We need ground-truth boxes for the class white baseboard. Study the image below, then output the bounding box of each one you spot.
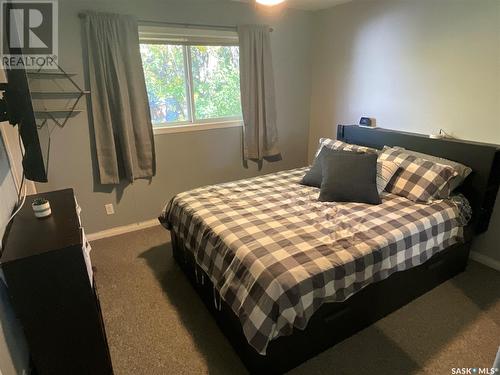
[87,223,500,272]
[87,219,160,242]
[470,251,500,272]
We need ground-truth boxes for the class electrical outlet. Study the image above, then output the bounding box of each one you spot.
[105,204,115,215]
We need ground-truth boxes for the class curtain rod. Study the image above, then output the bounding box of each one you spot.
[78,13,273,32]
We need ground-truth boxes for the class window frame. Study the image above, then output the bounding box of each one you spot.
[139,26,243,135]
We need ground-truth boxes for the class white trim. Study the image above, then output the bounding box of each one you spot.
[0,125,37,194]
[84,221,500,272]
[138,25,239,45]
[184,44,195,122]
[470,251,500,272]
[0,125,21,189]
[87,219,160,242]
[153,120,243,135]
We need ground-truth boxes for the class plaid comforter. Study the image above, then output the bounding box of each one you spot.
[160,168,467,355]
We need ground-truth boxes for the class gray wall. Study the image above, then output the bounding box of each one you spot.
[36,0,313,234]
[308,0,500,262]
[0,129,29,375]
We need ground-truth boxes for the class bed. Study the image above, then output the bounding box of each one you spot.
[160,125,500,374]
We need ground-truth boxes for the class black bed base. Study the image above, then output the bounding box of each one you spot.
[171,232,472,374]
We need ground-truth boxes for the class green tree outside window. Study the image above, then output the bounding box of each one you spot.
[140,43,242,126]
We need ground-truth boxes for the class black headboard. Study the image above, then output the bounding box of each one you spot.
[337,125,500,235]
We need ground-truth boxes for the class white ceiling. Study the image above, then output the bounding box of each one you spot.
[285,0,352,11]
[231,0,352,11]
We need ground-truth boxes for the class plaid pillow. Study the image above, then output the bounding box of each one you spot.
[390,146,472,198]
[315,138,378,157]
[379,147,457,202]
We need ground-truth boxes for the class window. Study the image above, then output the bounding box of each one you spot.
[139,26,242,132]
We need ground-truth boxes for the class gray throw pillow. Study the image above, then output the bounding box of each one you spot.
[301,148,358,188]
[319,152,381,205]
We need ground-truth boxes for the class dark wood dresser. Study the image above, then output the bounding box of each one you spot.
[0,188,113,374]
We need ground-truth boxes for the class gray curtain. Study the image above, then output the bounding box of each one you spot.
[238,25,281,164]
[83,12,155,184]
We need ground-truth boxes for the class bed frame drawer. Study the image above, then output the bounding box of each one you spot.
[171,231,471,374]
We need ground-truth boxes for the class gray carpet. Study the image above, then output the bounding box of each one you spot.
[91,225,500,375]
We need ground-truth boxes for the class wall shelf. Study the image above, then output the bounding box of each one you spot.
[27,71,78,79]
[28,63,90,130]
[34,109,84,119]
[31,91,90,99]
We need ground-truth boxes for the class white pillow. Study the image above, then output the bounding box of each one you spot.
[376,159,399,194]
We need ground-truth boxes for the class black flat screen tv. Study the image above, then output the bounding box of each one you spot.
[1,61,48,183]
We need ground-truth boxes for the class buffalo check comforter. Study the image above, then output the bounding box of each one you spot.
[159,167,469,355]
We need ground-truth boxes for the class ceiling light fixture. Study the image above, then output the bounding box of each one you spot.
[256,0,286,6]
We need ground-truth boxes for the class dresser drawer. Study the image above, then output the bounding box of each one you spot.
[80,227,93,286]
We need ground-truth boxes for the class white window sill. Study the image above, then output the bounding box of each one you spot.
[153,120,243,135]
